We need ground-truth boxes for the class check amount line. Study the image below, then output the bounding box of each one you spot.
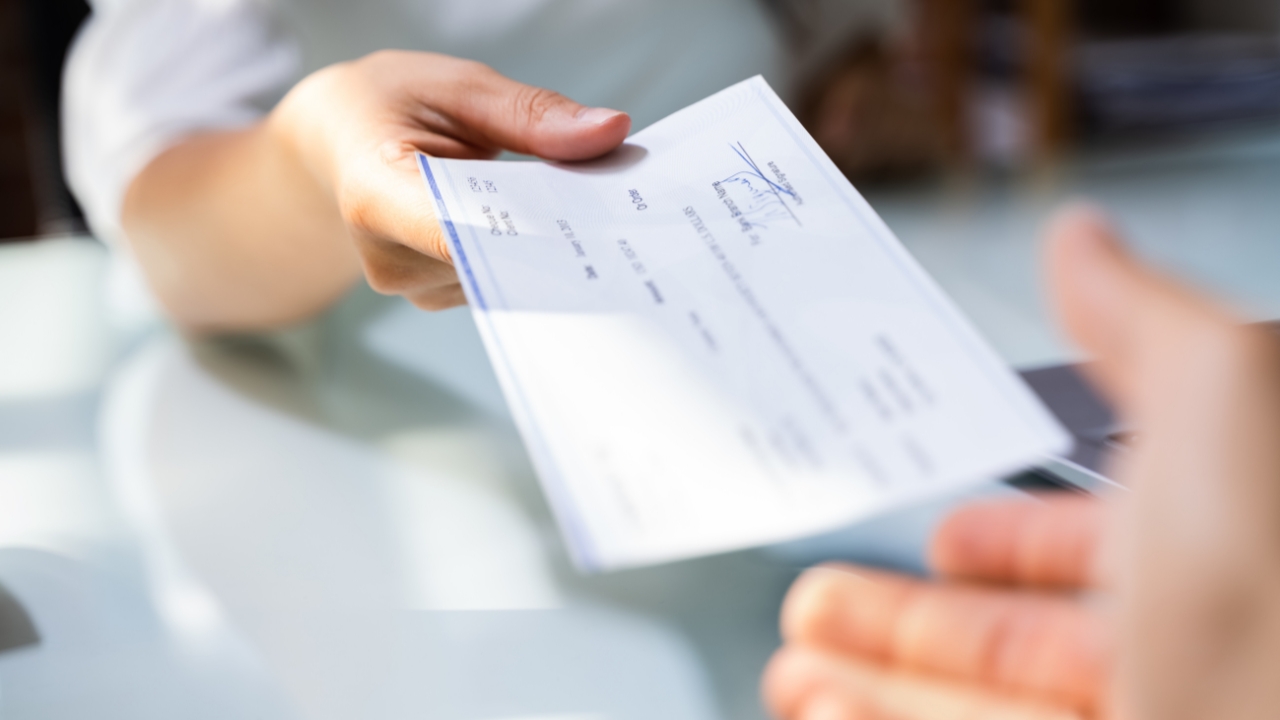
[729,141,802,228]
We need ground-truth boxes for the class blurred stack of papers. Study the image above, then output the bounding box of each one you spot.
[1076,34,1280,134]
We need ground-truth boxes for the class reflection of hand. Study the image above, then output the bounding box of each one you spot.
[766,205,1280,720]
[124,52,629,329]
[764,494,1112,720]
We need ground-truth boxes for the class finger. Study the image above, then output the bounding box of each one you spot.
[425,56,631,160]
[347,145,463,302]
[355,234,458,293]
[1042,204,1132,401]
[407,282,467,311]
[793,691,863,720]
[764,645,1087,720]
[338,135,458,264]
[929,495,1105,588]
[780,565,1109,711]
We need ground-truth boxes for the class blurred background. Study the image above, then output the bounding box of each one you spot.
[0,0,87,240]
[6,0,1280,240]
[3,1,1280,719]
[798,0,1280,179]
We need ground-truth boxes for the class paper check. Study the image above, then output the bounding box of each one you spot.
[418,77,1069,571]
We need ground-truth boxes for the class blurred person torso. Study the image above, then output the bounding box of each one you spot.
[278,0,781,129]
[64,0,895,316]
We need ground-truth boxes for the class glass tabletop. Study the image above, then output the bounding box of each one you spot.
[5,121,1280,718]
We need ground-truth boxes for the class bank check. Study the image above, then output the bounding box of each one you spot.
[418,76,1069,571]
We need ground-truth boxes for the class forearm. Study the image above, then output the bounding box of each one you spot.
[121,122,361,332]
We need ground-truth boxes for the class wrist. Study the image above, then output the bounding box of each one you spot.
[265,64,349,200]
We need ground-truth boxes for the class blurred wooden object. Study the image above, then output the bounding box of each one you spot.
[1022,0,1073,162]
[795,42,947,181]
[918,0,978,165]
[800,0,985,177]
[0,0,39,241]
[920,0,1075,168]
[774,0,1079,179]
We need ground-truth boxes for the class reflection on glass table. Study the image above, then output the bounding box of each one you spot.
[5,121,1280,719]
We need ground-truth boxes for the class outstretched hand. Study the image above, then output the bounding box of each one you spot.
[765,206,1280,720]
[124,51,630,330]
[270,51,631,310]
[765,494,1112,720]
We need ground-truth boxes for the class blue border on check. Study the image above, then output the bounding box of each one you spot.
[415,152,603,571]
[417,153,488,311]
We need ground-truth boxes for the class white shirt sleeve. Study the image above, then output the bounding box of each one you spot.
[63,0,300,248]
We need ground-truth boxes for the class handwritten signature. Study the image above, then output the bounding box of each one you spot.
[712,142,801,232]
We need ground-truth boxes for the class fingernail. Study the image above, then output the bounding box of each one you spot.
[802,692,856,720]
[575,106,626,126]
[781,567,856,640]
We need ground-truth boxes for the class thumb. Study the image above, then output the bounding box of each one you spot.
[444,64,631,161]
[1043,204,1237,413]
[1044,204,1142,404]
